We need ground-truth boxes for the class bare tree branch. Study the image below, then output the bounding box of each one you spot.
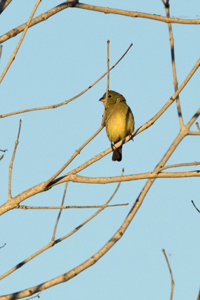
[160,161,200,171]
[162,249,174,300]
[186,108,200,129]
[162,0,184,128]
[51,182,68,241]
[17,203,129,210]
[191,200,200,213]
[0,243,6,249]
[0,0,12,14]
[48,170,200,187]
[0,0,42,83]
[8,120,22,200]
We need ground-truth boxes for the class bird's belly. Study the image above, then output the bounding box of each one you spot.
[106,113,127,143]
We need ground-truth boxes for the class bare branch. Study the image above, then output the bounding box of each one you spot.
[0,149,7,161]
[51,182,68,241]
[49,170,200,187]
[162,249,174,300]
[17,203,128,210]
[162,0,184,127]
[8,120,22,200]
[101,40,110,126]
[188,131,200,136]
[76,3,200,24]
[187,108,200,130]
[0,243,6,249]
[0,0,42,83]
[0,44,132,119]
[26,292,42,300]
[191,200,200,213]
[160,161,200,171]
[45,124,104,189]
[0,0,12,14]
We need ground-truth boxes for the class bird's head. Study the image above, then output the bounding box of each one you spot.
[99,90,126,107]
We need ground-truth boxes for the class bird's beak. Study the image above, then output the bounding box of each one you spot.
[99,97,105,102]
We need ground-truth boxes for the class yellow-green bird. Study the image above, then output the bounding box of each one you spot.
[100,90,134,161]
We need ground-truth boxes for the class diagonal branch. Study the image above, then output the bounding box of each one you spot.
[8,120,22,200]
[51,182,68,241]
[191,200,200,213]
[0,0,12,14]
[0,0,42,83]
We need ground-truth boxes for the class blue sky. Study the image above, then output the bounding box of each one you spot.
[0,1,200,299]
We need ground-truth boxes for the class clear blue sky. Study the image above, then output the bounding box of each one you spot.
[1,1,200,299]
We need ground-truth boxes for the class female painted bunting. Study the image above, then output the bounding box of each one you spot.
[100,90,134,161]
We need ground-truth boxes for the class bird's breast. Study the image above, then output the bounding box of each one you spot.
[106,110,128,143]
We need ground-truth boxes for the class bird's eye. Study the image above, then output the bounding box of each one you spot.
[108,95,112,98]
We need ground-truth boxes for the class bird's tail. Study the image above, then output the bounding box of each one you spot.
[112,145,122,162]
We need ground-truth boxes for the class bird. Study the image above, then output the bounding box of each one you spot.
[99,90,134,161]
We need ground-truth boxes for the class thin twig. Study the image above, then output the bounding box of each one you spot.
[26,292,42,300]
[0,170,124,281]
[186,108,200,129]
[105,40,110,119]
[162,249,174,300]
[0,0,42,83]
[196,122,200,131]
[0,243,6,249]
[8,120,22,200]
[162,0,184,128]
[17,203,128,210]
[51,182,68,241]
[0,44,132,118]
[191,200,200,213]
[45,124,104,188]
[101,39,110,126]
[160,161,200,171]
